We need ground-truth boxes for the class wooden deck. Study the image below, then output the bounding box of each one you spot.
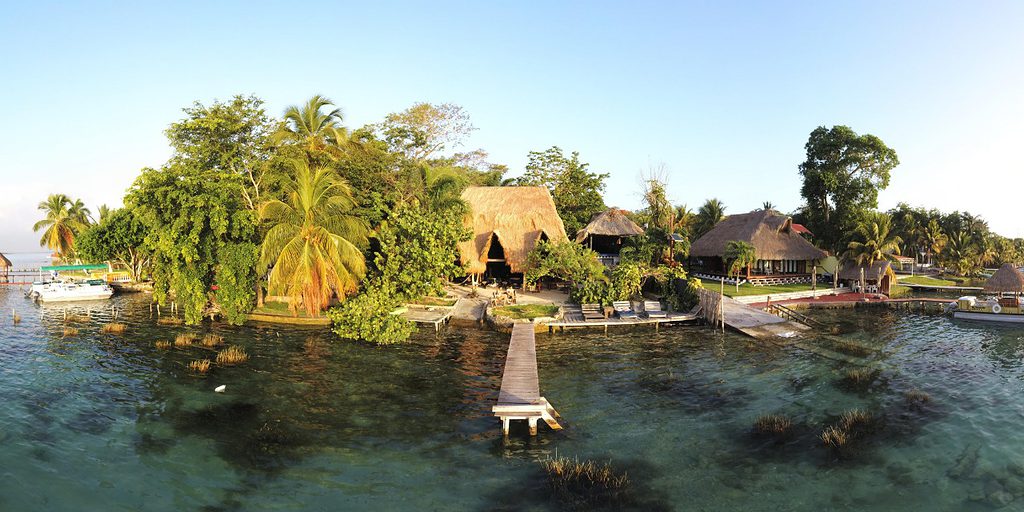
[702,290,811,339]
[492,323,562,436]
[547,309,699,331]
[399,304,454,332]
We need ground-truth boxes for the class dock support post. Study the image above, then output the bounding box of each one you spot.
[528,417,538,436]
[502,418,510,437]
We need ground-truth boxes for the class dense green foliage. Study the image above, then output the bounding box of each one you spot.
[75,208,150,281]
[843,213,903,267]
[798,125,899,253]
[517,147,608,238]
[693,198,726,241]
[326,286,414,345]
[525,241,609,303]
[127,96,269,325]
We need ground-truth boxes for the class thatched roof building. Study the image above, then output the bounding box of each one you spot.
[575,208,644,258]
[985,263,1024,293]
[691,210,826,261]
[458,186,569,276]
[838,260,897,294]
[0,252,10,268]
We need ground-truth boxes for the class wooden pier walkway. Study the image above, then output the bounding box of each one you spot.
[492,323,562,436]
[399,304,454,332]
[699,289,811,339]
[546,309,699,331]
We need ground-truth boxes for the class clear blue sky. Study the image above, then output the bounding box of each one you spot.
[2,1,1023,252]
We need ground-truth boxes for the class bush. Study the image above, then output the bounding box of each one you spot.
[327,286,414,345]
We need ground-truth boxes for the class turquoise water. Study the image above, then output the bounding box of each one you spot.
[3,287,1024,511]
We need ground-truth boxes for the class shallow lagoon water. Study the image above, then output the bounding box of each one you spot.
[3,287,1024,511]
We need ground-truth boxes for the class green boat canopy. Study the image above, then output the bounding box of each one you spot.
[40,264,109,271]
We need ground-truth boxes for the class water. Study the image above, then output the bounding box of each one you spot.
[2,288,1024,511]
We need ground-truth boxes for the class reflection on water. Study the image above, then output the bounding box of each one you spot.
[3,288,1024,510]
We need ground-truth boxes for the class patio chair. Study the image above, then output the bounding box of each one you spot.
[612,301,637,320]
[581,303,605,321]
[643,300,668,319]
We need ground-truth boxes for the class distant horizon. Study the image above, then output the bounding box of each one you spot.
[3,1,1023,250]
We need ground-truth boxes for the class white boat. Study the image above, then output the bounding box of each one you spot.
[28,280,114,302]
[951,295,1024,324]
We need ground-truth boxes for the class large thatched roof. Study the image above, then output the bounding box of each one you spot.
[838,260,893,281]
[0,252,11,268]
[458,186,569,274]
[575,208,644,242]
[985,263,1024,293]
[690,210,827,261]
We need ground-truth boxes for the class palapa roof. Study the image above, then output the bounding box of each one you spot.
[574,208,644,242]
[458,186,569,274]
[838,260,893,281]
[984,263,1024,293]
[790,223,812,236]
[0,252,10,268]
[689,210,827,261]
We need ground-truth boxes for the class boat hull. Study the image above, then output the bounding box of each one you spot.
[37,293,114,303]
[953,311,1024,323]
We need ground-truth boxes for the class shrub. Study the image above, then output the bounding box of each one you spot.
[101,323,127,334]
[541,455,630,506]
[327,286,414,345]
[821,426,848,448]
[216,346,248,365]
[188,359,211,373]
[174,333,196,346]
[753,414,793,437]
[200,334,224,347]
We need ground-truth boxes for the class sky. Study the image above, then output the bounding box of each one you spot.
[2,1,1023,252]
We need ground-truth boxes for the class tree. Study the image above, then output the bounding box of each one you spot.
[943,230,978,276]
[920,219,946,266]
[843,213,903,268]
[166,95,274,210]
[33,193,91,260]
[762,201,775,211]
[798,125,899,253]
[378,102,476,162]
[524,241,609,304]
[724,240,756,292]
[517,147,608,238]
[127,97,269,324]
[693,198,726,240]
[75,208,150,282]
[273,94,348,155]
[97,204,112,223]
[259,159,368,317]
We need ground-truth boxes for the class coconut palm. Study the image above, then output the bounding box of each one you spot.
[422,168,469,214]
[33,194,92,260]
[919,219,946,266]
[843,213,903,268]
[944,230,978,276]
[273,95,348,153]
[762,201,775,211]
[724,240,757,292]
[259,159,369,316]
[694,198,726,239]
[96,204,113,223]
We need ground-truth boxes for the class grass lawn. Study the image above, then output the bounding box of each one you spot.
[411,296,458,307]
[900,275,957,286]
[720,282,819,297]
[492,304,560,319]
[253,301,321,318]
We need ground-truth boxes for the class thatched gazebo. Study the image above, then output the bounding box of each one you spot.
[458,186,569,282]
[575,208,644,265]
[689,209,827,284]
[985,263,1024,294]
[839,260,897,295]
[0,252,10,283]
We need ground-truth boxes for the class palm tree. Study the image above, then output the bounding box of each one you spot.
[843,214,904,267]
[944,230,978,276]
[259,159,369,316]
[33,194,92,260]
[422,168,469,214]
[762,201,775,211]
[694,198,726,239]
[274,95,348,153]
[97,204,113,223]
[674,204,695,235]
[724,240,757,292]
[919,219,946,266]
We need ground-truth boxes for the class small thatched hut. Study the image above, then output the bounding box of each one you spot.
[0,252,10,283]
[689,209,827,284]
[984,263,1024,293]
[575,208,644,264]
[838,260,897,294]
[458,186,569,280]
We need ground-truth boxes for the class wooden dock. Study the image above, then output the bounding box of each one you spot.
[399,304,455,332]
[699,289,811,339]
[901,283,983,292]
[492,323,562,436]
[546,308,699,331]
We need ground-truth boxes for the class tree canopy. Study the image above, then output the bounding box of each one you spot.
[799,125,899,253]
[517,146,608,238]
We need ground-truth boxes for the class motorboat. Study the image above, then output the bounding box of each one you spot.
[28,279,114,302]
[951,295,1024,324]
